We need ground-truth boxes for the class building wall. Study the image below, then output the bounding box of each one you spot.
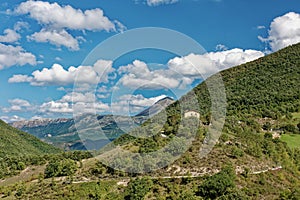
[184,111,200,119]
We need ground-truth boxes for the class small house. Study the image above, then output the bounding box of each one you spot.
[184,110,200,119]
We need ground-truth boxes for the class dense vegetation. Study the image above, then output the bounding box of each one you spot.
[0,119,63,178]
[0,43,300,199]
[101,43,300,198]
[0,120,61,158]
[106,43,300,171]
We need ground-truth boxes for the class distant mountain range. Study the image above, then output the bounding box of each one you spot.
[11,97,174,150]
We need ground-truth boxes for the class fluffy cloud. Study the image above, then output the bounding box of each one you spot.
[111,94,167,115]
[0,43,37,70]
[2,98,31,113]
[61,92,95,103]
[15,1,116,32]
[260,12,300,51]
[215,44,228,51]
[146,0,178,6]
[0,115,25,123]
[40,101,72,114]
[0,22,28,43]
[208,48,264,70]
[42,93,165,115]
[9,60,115,86]
[118,48,264,89]
[0,29,21,43]
[168,48,264,78]
[40,92,109,114]
[28,29,79,51]
[168,54,217,77]
[118,60,180,89]
[14,1,125,50]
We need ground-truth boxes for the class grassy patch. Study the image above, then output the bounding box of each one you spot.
[292,112,300,119]
[281,134,300,149]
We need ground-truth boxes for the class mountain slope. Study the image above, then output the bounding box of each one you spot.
[136,97,174,117]
[105,43,300,180]
[194,43,300,119]
[0,120,61,157]
[12,118,75,139]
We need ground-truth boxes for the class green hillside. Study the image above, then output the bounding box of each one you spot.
[97,43,300,198]
[112,43,300,155]
[0,44,299,199]
[0,120,61,157]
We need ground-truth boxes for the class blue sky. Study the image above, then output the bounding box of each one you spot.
[0,0,299,122]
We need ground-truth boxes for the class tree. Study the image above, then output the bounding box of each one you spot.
[125,177,153,200]
[282,124,297,133]
[198,165,236,199]
[45,159,77,178]
[44,160,61,178]
[262,122,272,131]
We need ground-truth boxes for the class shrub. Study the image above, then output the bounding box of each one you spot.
[45,158,77,178]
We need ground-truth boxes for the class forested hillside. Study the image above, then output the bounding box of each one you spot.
[0,44,299,199]
[0,120,61,157]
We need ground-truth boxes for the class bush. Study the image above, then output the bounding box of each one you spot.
[282,124,297,133]
[198,165,236,199]
[125,177,153,200]
[45,158,77,178]
[231,146,244,158]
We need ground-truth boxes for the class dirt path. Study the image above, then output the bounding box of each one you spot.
[0,163,283,188]
[0,165,45,187]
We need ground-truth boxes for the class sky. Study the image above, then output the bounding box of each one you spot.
[0,0,299,122]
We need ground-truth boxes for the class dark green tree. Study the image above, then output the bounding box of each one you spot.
[125,177,153,200]
[198,165,236,199]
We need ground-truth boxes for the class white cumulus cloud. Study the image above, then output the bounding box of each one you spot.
[118,60,180,89]
[147,0,178,6]
[111,94,167,115]
[1,115,25,123]
[2,98,32,113]
[168,48,264,79]
[28,29,79,51]
[15,1,116,32]
[9,60,115,86]
[40,92,109,114]
[40,101,73,114]
[259,12,300,51]
[14,1,125,51]
[118,48,264,90]
[0,29,21,43]
[0,43,36,70]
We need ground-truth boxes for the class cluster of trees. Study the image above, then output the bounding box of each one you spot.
[44,158,77,178]
[0,151,92,179]
[0,155,47,179]
[124,177,153,200]
[197,166,246,199]
[43,151,92,178]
